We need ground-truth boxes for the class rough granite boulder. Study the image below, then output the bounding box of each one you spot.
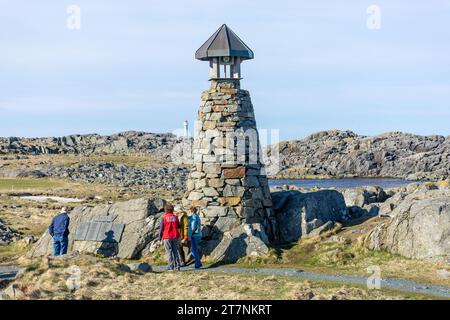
[271,190,348,244]
[342,186,388,207]
[28,198,165,259]
[379,184,446,217]
[378,191,409,217]
[202,223,269,263]
[365,189,450,262]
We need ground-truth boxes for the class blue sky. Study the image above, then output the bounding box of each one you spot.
[0,0,449,141]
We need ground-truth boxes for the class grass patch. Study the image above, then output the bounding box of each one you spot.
[0,178,64,191]
[232,222,450,290]
[0,242,30,264]
[0,177,170,202]
[276,238,399,272]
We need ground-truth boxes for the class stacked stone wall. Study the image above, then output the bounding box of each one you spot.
[183,80,275,242]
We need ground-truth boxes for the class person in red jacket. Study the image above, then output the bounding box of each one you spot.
[158,203,182,271]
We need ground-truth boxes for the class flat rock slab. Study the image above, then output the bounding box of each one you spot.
[93,215,118,223]
[74,222,125,242]
[0,266,24,282]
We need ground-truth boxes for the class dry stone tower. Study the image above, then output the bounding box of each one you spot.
[183,25,277,251]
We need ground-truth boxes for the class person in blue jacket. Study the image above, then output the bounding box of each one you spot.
[48,207,70,256]
[188,206,203,269]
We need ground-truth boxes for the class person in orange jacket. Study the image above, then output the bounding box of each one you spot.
[175,206,190,267]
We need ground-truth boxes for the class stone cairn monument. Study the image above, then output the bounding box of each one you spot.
[183,25,277,259]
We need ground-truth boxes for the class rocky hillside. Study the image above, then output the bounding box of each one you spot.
[2,130,450,181]
[0,162,188,192]
[271,130,450,181]
[0,131,184,158]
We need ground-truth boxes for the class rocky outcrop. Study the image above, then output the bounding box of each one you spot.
[0,163,188,192]
[365,188,450,262]
[203,223,270,263]
[202,188,350,261]
[0,219,20,245]
[270,130,450,181]
[0,131,184,158]
[342,186,388,207]
[28,198,166,259]
[3,129,449,182]
[377,183,445,217]
[46,163,187,191]
[27,199,270,264]
[271,190,348,244]
[342,186,387,219]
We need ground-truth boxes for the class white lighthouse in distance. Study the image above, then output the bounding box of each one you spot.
[183,120,189,137]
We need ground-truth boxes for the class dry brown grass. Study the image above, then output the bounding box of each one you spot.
[5,255,429,300]
[0,177,176,201]
[0,154,183,201]
[1,155,448,299]
[0,194,61,237]
[0,242,31,264]
[0,176,176,241]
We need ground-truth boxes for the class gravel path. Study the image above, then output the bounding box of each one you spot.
[153,265,450,299]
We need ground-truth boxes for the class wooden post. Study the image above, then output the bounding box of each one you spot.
[210,58,220,79]
[232,57,241,79]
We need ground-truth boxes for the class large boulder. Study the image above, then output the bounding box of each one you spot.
[203,223,270,263]
[342,186,388,207]
[28,198,165,259]
[271,190,348,244]
[378,191,409,217]
[365,189,450,262]
[379,184,445,218]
